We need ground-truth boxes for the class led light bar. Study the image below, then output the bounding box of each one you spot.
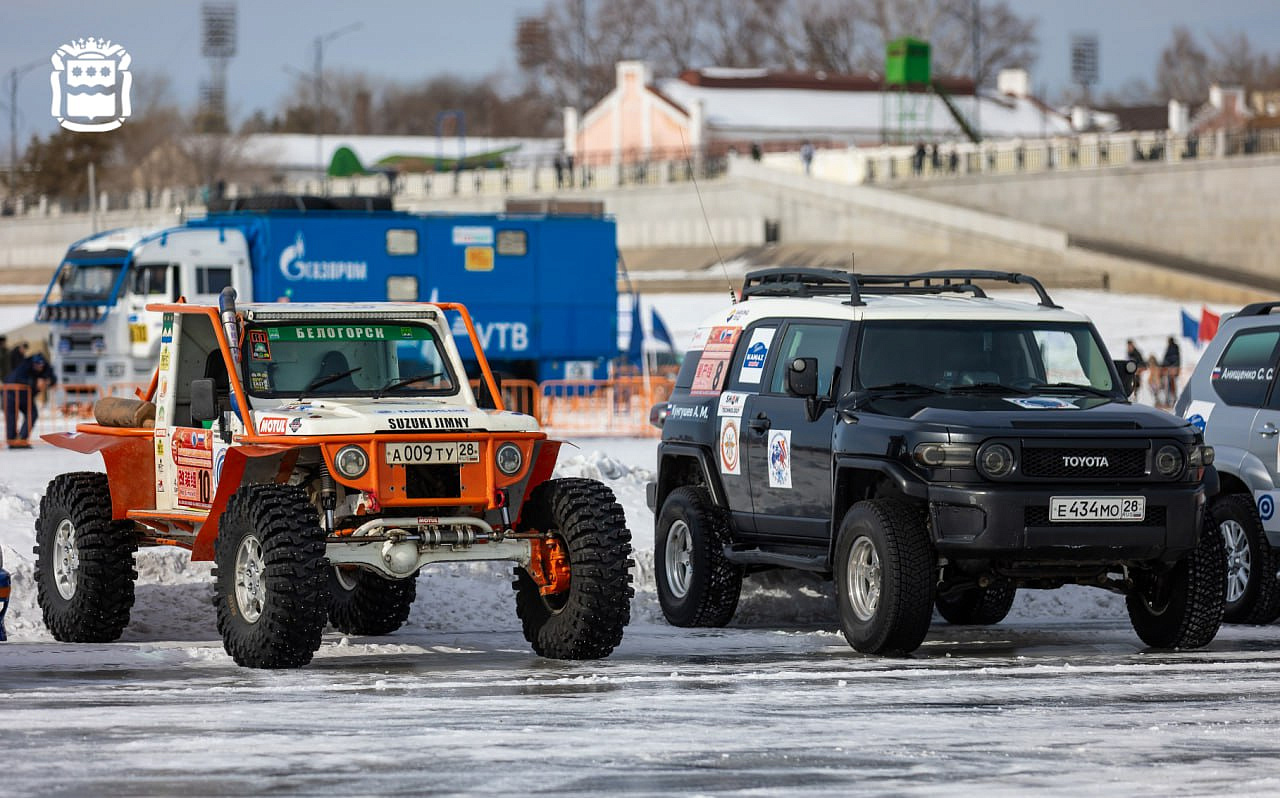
[244,308,438,322]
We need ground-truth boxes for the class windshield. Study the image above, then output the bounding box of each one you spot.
[51,260,124,302]
[856,320,1116,394]
[242,321,458,399]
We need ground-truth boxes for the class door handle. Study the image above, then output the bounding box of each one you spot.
[748,413,771,434]
[1259,422,1279,438]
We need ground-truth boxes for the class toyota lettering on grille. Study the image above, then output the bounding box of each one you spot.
[1062,455,1109,468]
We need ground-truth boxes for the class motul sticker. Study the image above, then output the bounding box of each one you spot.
[767,429,791,489]
[719,417,741,475]
[258,417,287,434]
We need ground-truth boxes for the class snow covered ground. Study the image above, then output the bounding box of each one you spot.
[3,289,1276,795]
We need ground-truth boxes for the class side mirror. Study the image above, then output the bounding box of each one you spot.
[1113,359,1138,397]
[649,401,671,429]
[476,374,504,410]
[191,378,218,422]
[786,357,819,398]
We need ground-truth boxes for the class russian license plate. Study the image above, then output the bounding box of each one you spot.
[1049,496,1146,522]
[385,441,480,465]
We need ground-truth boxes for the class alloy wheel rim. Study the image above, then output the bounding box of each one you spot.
[846,536,882,622]
[1220,519,1252,605]
[234,535,267,624]
[53,518,80,601]
[664,520,693,599]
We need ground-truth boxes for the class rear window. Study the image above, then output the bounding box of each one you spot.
[1211,329,1280,407]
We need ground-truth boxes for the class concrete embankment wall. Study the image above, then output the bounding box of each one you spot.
[1,157,1273,307]
[900,155,1280,283]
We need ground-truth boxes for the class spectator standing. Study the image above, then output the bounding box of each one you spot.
[4,352,56,448]
[0,336,8,376]
[1160,336,1182,407]
[1125,340,1145,399]
[912,141,926,175]
[554,151,565,189]
[9,341,27,373]
[800,140,814,175]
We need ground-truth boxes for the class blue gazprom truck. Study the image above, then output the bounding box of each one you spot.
[36,197,619,387]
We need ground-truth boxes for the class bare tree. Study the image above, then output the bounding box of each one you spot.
[1157,27,1212,103]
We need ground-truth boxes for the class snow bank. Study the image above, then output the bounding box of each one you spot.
[0,444,1125,645]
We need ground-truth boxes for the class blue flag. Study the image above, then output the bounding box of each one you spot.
[626,294,644,366]
[1180,309,1200,343]
[651,307,674,349]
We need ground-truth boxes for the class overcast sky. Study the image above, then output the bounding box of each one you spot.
[4,0,1280,151]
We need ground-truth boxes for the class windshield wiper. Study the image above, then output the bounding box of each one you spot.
[1029,382,1113,398]
[373,372,443,400]
[947,382,1031,395]
[864,382,945,396]
[298,367,362,402]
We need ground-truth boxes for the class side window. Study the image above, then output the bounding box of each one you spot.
[1214,328,1280,408]
[386,275,418,301]
[766,322,845,395]
[196,266,232,295]
[726,323,779,392]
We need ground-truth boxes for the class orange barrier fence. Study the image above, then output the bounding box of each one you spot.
[0,383,35,447]
[539,377,673,438]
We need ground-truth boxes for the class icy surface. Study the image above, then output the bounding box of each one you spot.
[0,289,1269,795]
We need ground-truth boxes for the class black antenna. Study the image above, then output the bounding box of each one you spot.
[679,129,736,304]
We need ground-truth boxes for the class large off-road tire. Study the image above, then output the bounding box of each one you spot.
[1127,519,1226,649]
[834,498,935,655]
[34,472,137,642]
[1211,494,1280,624]
[655,486,744,627]
[214,484,330,668]
[327,567,417,636]
[935,580,1017,625]
[513,478,633,659]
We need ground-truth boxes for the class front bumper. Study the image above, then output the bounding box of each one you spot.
[927,482,1207,564]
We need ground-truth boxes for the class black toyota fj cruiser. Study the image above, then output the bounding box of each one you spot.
[647,268,1224,655]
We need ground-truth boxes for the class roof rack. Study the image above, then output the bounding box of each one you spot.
[741,268,1061,309]
[1237,302,1280,317]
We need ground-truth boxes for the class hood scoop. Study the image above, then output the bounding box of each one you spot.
[1010,420,1142,430]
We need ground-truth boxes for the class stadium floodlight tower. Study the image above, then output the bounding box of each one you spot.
[200,1,237,132]
[881,37,934,146]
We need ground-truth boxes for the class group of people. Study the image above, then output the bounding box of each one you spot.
[1126,337,1182,409]
[0,335,56,448]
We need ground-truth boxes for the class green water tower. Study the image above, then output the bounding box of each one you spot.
[882,37,934,144]
[885,37,931,86]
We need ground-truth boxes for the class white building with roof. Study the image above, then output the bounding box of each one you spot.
[566,61,1072,166]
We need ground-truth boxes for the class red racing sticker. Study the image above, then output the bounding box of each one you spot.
[258,416,288,435]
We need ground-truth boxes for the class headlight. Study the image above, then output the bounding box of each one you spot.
[977,443,1016,478]
[335,445,369,479]
[1154,444,1184,477]
[913,442,976,468]
[1189,444,1215,467]
[496,442,523,476]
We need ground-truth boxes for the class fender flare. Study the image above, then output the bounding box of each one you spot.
[655,442,728,510]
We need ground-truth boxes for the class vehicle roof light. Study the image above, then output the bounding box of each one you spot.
[244,309,438,322]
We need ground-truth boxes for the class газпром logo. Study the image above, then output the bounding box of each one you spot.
[50,37,132,132]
